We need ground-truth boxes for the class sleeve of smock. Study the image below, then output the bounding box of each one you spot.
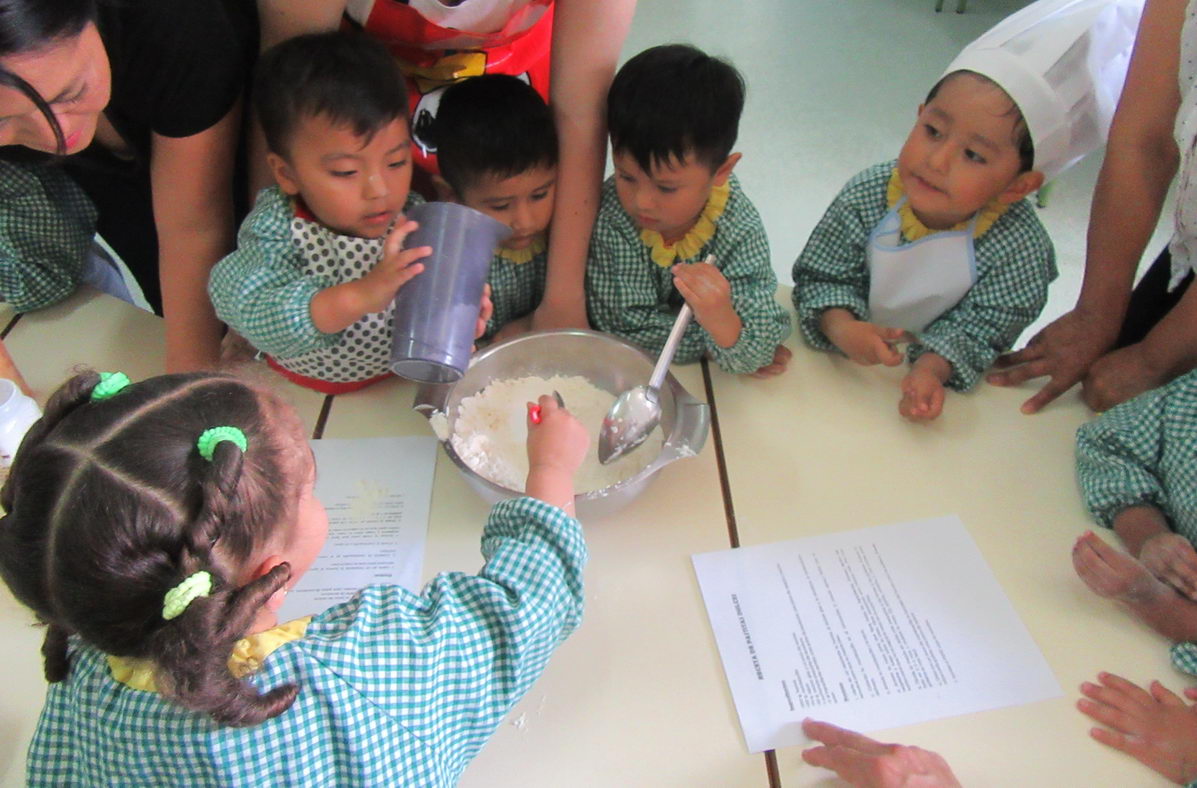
[586,192,710,364]
[0,162,95,312]
[791,183,873,352]
[208,188,340,358]
[702,209,791,374]
[303,496,586,772]
[1075,385,1171,529]
[907,209,1056,391]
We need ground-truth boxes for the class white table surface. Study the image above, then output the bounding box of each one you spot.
[704,290,1177,786]
[0,289,765,787]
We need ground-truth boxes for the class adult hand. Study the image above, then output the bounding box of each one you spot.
[1081,342,1167,412]
[987,308,1118,414]
[801,719,961,788]
[1078,672,1197,785]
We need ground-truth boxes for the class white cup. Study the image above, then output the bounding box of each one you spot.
[0,379,40,466]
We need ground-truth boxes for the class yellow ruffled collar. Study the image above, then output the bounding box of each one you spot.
[495,233,546,264]
[639,180,730,267]
[107,616,312,693]
[886,168,1008,241]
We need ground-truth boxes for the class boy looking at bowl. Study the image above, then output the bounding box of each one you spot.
[585,44,792,378]
[209,32,489,393]
[433,74,557,342]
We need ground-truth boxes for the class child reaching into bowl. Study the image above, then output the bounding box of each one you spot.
[0,369,588,785]
[585,44,792,378]
[792,66,1056,422]
[209,32,489,394]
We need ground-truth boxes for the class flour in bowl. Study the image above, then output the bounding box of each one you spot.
[449,374,664,493]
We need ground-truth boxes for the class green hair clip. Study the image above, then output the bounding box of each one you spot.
[162,570,212,620]
[90,372,131,401]
[196,426,248,461]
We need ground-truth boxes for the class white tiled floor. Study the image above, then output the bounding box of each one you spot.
[618,0,1175,345]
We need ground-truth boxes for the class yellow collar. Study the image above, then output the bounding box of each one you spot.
[639,180,730,267]
[107,616,312,693]
[886,168,1008,241]
[495,233,546,264]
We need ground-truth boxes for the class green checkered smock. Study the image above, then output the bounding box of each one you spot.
[26,497,586,787]
[0,160,97,312]
[792,161,1056,391]
[586,174,791,375]
[484,248,546,340]
[1075,369,1197,536]
[1084,370,1197,689]
[208,187,424,377]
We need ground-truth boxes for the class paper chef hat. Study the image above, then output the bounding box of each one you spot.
[943,0,1144,182]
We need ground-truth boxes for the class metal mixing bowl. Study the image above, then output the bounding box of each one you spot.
[412,329,709,518]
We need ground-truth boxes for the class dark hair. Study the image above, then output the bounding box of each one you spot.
[0,371,309,726]
[926,70,1035,173]
[607,44,745,174]
[434,74,558,195]
[255,30,410,157]
[0,0,97,155]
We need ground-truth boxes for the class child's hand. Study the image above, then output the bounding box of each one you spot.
[472,285,494,349]
[1078,672,1197,785]
[1139,532,1197,601]
[800,719,962,788]
[525,394,589,512]
[821,310,904,366]
[672,261,741,348]
[355,218,431,313]
[750,344,792,379]
[899,367,945,422]
[313,218,433,333]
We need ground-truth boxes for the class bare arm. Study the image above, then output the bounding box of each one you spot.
[532,0,637,330]
[988,0,1185,412]
[150,103,241,373]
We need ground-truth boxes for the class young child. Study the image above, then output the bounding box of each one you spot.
[0,369,588,785]
[434,74,557,341]
[1073,368,1197,658]
[793,69,1055,422]
[209,32,487,394]
[585,44,792,377]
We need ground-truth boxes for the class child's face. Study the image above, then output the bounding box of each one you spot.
[612,151,737,242]
[268,113,414,239]
[897,75,1035,230]
[457,165,557,250]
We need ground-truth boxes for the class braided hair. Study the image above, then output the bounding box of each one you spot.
[0,371,309,726]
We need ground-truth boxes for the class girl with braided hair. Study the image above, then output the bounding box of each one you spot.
[0,370,590,785]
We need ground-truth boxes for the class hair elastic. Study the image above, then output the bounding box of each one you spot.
[162,570,213,620]
[90,372,132,401]
[196,426,248,461]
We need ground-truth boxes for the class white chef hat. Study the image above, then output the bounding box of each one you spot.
[943,0,1144,182]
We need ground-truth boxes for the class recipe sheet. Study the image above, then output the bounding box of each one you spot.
[692,515,1060,752]
[277,436,436,622]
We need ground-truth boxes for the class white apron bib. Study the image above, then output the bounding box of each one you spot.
[867,197,978,333]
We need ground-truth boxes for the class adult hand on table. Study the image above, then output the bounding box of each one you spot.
[1078,672,1197,785]
[801,719,961,788]
[987,307,1119,414]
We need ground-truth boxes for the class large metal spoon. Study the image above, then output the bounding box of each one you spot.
[598,303,693,464]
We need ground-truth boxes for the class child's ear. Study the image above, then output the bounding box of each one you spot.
[712,152,743,186]
[998,169,1045,205]
[431,174,458,203]
[267,152,301,196]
